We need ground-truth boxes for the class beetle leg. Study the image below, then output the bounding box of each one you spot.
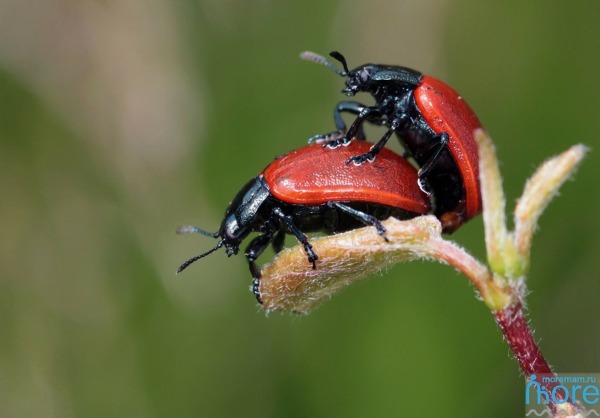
[307,128,346,144]
[346,116,403,166]
[333,101,381,140]
[416,132,450,195]
[307,102,351,144]
[245,229,276,303]
[272,207,318,269]
[309,101,382,145]
[327,202,389,242]
[323,106,379,149]
[271,230,286,254]
[339,104,383,142]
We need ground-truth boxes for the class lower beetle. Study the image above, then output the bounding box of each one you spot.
[177,141,430,302]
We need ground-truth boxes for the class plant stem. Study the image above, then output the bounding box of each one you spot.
[493,302,579,416]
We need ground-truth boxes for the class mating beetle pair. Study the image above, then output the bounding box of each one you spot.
[177,51,484,302]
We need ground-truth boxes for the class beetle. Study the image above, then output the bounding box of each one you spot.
[177,141,430,303]
[300,51,483,232]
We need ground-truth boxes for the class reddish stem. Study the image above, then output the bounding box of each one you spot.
[494,303,567,414]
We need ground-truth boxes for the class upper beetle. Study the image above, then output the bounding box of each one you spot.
[177,141,430,302]
[301,51,483,232]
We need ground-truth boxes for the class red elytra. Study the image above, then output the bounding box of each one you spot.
[263,141,430,215]
[414,76,482,221]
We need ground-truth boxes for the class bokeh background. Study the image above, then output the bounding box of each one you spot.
[1,0,598,417]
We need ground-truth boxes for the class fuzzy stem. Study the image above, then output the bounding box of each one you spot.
[493,303,579,416]
[425,237,511,311]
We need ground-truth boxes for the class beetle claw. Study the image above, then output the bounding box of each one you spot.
[375,224,389,241]
[309,129,345,144]
[346,152,376,166]
[252,277,263,304]
[417,176,432,196]
[323,136,351,149]
[308,253,318,269]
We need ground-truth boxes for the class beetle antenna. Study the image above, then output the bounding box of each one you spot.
[300,51,348,76]
[329,51,351,75]
[176,225,219,238]
[177,240,224,273]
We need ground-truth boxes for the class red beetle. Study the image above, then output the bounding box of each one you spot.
[177,141,430,302]
[302,51,483,232]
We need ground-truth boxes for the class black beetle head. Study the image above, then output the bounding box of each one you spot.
[219,209,245,257]
[300,50,377,96]
[341,64,378,96]
[328,51,374,96]
[175,213,244,274]
[176,177,270,273]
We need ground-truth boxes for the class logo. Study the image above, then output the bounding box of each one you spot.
[525,373,599,417]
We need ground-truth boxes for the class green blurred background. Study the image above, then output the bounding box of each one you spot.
[0,0,598,417]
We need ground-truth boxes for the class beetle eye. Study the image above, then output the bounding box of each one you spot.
[359,68,371,82]
[225,223,240,241]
